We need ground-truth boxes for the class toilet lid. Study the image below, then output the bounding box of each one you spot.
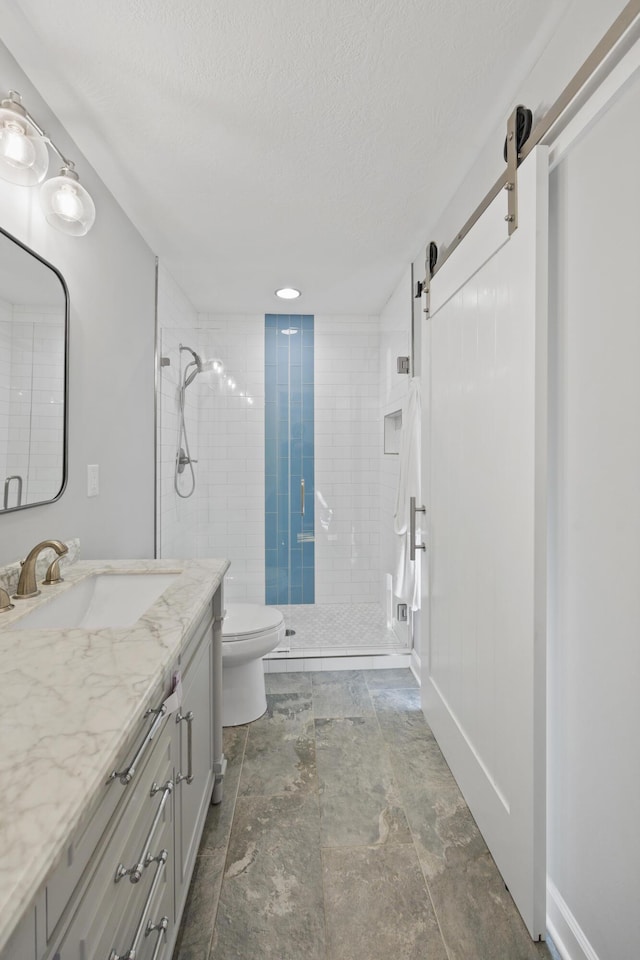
[222,603,284,640]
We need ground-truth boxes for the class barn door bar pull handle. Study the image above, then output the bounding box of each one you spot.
[410,496,426,561]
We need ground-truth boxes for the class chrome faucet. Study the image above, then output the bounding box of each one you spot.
[13,540,69,599]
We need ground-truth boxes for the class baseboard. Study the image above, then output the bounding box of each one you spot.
[410,647,421,685]
[547,879,600,960]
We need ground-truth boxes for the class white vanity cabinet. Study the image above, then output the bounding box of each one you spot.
[173,613,215,924]
[54,709,175,960]
[0,574,226,960]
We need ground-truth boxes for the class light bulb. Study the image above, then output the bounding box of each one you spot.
[51,182,84,222]
[40,167,96,236]
[0,120,35,168]
[0,97,49,185]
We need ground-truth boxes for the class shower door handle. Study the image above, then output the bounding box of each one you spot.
[410,496,426,561]
[300,479,305,516]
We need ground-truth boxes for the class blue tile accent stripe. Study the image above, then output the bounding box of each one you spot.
[265,315,314,605]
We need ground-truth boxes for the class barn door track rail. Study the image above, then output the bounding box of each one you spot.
[420,0,640,297]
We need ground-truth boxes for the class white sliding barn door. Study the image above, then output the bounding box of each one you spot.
[420,147,548,939]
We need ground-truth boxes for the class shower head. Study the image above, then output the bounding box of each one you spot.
[179,344,223,387]
[197,357,219,373]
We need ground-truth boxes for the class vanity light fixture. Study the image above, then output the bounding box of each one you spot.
[0,91,95,236]
[275,287,301,299]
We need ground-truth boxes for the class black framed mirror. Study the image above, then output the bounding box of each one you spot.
[0,226,68,513]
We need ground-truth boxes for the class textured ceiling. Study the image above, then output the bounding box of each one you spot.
[0,0,568,313]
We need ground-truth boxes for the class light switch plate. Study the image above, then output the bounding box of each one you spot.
[87,464,99,497]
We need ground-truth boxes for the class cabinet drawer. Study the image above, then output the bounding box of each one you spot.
[46,680,171,942]
[52,723,174,960]
[98,847,173,960]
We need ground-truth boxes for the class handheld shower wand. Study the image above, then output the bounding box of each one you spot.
[174,344,223,498]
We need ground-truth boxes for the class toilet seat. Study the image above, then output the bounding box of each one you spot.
[222,603,284,641]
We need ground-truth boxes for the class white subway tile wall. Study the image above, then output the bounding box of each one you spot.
[1,299,65,509]
[156,265,200,557]
[314,315,382,605]
[24,310,65,504]
[193,314,265,604]
[0,303,11,485]
[379,273,413,647]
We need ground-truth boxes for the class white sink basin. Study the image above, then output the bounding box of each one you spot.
[12,572,180,630]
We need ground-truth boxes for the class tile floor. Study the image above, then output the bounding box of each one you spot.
[173,670,559,960]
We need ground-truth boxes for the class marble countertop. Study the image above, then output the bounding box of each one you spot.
[0,556,229,955]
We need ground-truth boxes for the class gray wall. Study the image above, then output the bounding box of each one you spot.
[546,71,640,958]
[0,41,156,565]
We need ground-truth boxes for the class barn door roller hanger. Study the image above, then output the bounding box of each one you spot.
[504,105,533,235]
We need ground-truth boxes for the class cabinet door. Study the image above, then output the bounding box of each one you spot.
[174,630,214,919]
[0,905,36,960]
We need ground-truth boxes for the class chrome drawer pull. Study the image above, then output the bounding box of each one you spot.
[108,704,168,786]
[109,850,168,960]
[115,780,173,883]
[175,710,194,785]
[146,916,168,960]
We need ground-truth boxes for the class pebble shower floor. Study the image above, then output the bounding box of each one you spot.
[265,602,409,661]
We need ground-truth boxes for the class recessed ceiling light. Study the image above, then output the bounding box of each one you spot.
[275,287,301,299]
[280,328,298,335]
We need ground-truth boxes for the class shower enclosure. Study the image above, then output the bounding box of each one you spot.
[156,309,411,663]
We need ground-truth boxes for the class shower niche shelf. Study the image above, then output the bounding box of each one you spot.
[384,409,402,455]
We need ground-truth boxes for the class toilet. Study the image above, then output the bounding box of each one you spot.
[221,603,285,726]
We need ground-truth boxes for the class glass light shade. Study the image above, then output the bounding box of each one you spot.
[40,171,96,236]
[0,107,49,185]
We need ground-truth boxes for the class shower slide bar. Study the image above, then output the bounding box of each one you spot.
[3,475,23,509]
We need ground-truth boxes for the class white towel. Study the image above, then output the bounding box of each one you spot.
[393,377,421,610]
